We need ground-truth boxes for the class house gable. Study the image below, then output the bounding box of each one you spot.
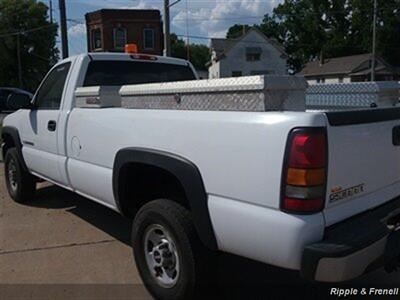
[208,29,287,78]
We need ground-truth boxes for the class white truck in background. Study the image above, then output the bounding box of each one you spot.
[3,52,400,300]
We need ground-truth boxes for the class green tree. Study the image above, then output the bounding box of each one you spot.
[0,0,58,92]
[226,24,252,39]
[267,0,333,72]
[228,0,400,72]
[171,34,210,70]
[171,33,186,59]
[348,0,400,68]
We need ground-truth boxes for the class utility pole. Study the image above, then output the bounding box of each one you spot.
[59,0,69,58]
[163,0,181,56]
[49,0,53,23]
[185,0,189,60]
[16,33,23,88]
[163,0,170,56]
[371,0,377,81]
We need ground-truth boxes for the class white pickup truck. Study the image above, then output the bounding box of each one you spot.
[3,53,400,299]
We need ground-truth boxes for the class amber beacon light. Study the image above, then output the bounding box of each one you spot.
[125,43,138,54]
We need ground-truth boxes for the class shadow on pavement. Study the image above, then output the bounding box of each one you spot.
[31,185,132,245]
[22,184,379,299]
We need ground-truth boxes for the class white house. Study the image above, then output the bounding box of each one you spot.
[207,28,287,79]
[298,53,400,84]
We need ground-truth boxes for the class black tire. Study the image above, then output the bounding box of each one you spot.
[4,148,36,203]
[132,199,216,300]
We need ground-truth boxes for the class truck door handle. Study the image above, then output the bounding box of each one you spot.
[47,120,57,131]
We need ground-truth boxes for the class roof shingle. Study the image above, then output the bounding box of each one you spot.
[298,53,373,76]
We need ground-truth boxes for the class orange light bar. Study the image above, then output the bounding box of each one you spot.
[286,168,325,186]
[125,43,138,53]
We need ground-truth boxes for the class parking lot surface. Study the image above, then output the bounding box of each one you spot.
[1,162,400,299]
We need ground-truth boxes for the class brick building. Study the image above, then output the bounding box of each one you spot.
[85,9,163,55]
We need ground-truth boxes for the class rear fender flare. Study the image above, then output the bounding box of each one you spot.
[112,147,218,250]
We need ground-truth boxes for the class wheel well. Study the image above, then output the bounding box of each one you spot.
[118,162,189,218]
[2,133,15,158]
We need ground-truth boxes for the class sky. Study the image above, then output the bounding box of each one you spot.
[42,0,281,56]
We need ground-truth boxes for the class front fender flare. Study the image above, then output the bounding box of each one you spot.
[1,126,29,172]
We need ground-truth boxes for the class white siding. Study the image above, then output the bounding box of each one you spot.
[307,79,318,85]
[208,30,287,78]
[208,61,221,79]
[343,76,351,83]
[307,76,352,85]
[325,77,340,84]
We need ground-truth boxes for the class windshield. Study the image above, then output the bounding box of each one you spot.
[83,60,196,87]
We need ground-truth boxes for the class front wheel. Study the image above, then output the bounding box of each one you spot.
[132,199,216,300]
[4,148,36,203]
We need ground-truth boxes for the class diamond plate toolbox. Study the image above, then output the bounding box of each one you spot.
[119,75,307,112]
[75,86,121,108]
[305,81,400,111]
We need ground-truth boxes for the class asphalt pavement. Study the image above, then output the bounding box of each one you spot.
[1,162,400,300]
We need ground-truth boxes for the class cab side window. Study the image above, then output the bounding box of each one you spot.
[35,63,71,109]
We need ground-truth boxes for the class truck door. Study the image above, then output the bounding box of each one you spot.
[19,62,71,184]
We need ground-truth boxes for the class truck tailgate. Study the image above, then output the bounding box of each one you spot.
[324,108,400,226]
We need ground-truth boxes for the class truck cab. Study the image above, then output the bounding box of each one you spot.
[4,53,197,188]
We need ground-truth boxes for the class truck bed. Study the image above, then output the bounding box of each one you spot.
[74,77,400,230]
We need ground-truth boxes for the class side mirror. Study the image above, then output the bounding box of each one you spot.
[7,93,33,110]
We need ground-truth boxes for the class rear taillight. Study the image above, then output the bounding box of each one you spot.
[281,128,327,214]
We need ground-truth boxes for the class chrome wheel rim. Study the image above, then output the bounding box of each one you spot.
[7,158,18,192]
[143,224,180,288]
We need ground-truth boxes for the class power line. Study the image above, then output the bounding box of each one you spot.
[172,7,398,22]
[0,24,57,38]
[67,18,84,24]
[175,33,400,49]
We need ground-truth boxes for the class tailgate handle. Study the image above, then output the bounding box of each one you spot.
[392,126,400,146]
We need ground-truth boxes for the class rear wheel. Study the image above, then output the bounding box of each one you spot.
[4,148,36,203]
[132,199,216,300]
